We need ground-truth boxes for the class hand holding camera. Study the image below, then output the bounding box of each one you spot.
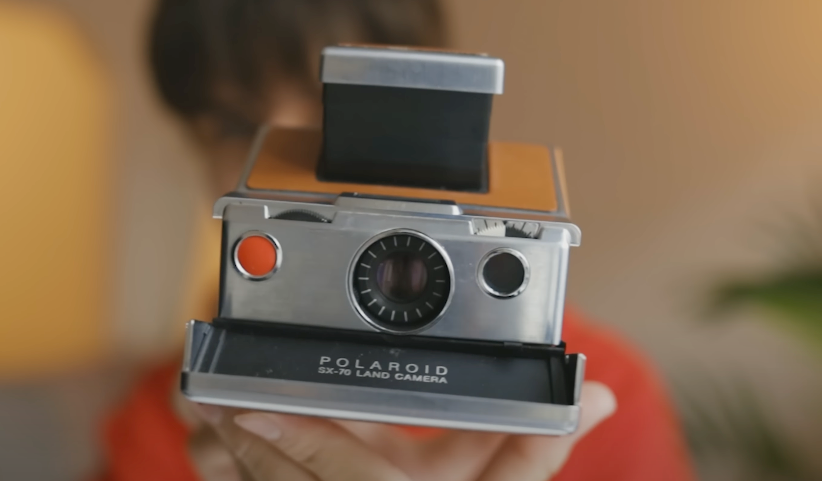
[181,381,614,481]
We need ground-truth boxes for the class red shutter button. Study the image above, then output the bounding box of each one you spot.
[234,233,280,279]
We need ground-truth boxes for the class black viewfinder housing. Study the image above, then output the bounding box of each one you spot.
[316,46,503,193]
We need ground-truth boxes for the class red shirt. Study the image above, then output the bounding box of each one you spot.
[94,307,696,481]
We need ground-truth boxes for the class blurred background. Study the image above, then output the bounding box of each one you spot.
[1,0,821,480]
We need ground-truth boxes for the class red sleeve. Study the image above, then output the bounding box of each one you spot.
[553,307,697,481]
[93,358,199,481]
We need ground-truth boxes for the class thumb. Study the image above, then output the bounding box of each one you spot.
[476,381,617,481]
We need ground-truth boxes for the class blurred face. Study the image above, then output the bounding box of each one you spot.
[190,81,322,196]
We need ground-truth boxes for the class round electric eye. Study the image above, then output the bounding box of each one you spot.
[478,248,529,298]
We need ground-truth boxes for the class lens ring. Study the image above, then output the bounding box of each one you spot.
[350,230,453,334]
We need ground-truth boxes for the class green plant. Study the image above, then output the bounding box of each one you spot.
[681,201,822,480]
[707,270,822,352]
[706,195,822,354]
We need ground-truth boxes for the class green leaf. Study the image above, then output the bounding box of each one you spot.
[707,271,822,352]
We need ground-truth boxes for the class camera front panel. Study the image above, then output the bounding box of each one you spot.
[218,201,572,346]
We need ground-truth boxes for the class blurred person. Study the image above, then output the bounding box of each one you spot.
[94,1,697,480]
[1,3,119,480]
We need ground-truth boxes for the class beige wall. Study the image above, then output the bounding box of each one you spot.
[0,2,114,379]
[443,0,822,470]
[9,0,822,478]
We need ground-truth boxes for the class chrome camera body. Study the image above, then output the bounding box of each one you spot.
[181,45,586,435]
[217,194,579,344]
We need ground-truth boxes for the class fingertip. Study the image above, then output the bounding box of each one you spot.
[582,381,617,418]
[191,402,223,425]
[234,413,283,441]
[575,382,617,436]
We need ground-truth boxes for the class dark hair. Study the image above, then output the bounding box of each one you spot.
[148,0,447,132]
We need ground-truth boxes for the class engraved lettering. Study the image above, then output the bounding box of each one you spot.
[393,373,448,384]
[318,357,448,384]
[357,370,390,379]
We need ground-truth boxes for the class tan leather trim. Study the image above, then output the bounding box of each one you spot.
[246,128,559,213]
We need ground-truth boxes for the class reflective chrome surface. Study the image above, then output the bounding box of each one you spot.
[217,197,577,345]
[573,353,587,405]
[320,45,505,94]
[182,373,581,436]
[181,321,584,435]
[335,194,463,216]
[184,373,579,435]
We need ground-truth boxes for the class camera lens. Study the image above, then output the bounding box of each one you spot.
[376,252,428,303]
[352,231,451,333]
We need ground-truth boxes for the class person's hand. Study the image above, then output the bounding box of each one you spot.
[181,381,615,481]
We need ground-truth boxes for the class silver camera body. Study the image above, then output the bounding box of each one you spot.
[218,194,579,345]
[181,45,586,435]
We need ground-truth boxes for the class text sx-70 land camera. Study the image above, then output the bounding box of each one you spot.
[180,45,586,435]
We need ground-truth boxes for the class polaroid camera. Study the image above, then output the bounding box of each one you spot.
[181,45,585,435]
